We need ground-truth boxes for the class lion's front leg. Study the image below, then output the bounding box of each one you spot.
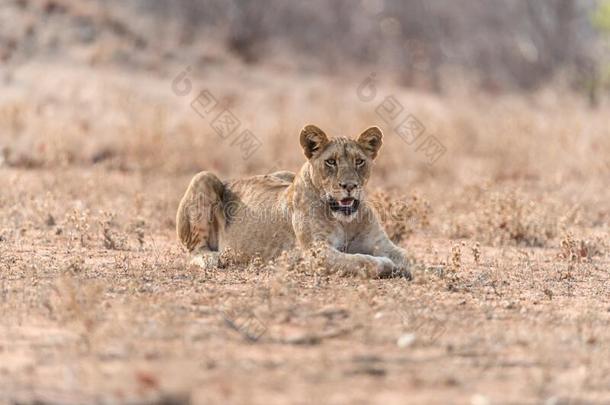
[378,243,412,279]
[355,222,412,279]
[292,207,407,278]
[293,225,390,279]
[321,247,397,279]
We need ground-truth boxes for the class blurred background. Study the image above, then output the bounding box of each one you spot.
[2,0,610,93]
[0,0,609,203]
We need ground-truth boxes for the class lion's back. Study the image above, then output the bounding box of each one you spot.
[218,171,296,259]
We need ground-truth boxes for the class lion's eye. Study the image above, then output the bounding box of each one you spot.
[325,159,336,167]
[355,158,365,167]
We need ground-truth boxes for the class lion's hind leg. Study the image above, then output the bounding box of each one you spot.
[176,171,225,268]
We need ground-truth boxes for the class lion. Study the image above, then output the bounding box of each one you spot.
[176,125,411,279]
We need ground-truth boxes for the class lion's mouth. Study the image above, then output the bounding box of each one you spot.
[329,197,360,215]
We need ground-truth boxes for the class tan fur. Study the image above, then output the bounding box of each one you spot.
[176,125,411,278]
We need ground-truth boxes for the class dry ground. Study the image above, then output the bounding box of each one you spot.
[1,62,609,404]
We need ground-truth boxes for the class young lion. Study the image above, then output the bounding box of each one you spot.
[176,125,411,279]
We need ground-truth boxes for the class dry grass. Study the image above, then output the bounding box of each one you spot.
[0,58,609,404]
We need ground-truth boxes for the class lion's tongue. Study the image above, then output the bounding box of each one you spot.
[339,198,355,207]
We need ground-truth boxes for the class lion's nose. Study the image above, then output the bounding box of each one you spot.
[339,182,357,192]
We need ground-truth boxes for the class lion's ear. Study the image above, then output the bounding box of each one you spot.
[357,127,383,159]
[300,125,329,159]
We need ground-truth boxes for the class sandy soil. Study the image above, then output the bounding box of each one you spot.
[1,165,608,405]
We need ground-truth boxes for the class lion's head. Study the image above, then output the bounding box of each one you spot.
[300,124,383,221]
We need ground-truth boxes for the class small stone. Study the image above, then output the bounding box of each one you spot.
[545,396,559,405]
[396,333,416,348]
[470,394,490,405]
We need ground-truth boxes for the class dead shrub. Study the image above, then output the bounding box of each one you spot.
[66,208,92,248]
[558,232,605,263]
[99,211,127,250]
[449,189,558,247]
[369,190,431,244]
